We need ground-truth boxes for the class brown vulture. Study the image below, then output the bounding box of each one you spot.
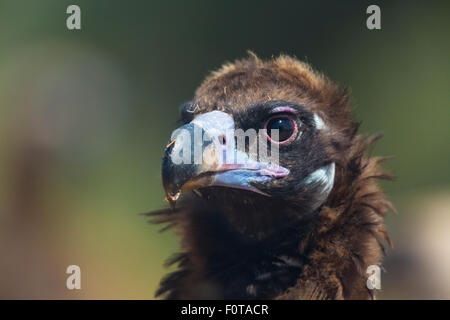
[149,54,393,300]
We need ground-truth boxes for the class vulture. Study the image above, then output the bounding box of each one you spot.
[149,54,393,300]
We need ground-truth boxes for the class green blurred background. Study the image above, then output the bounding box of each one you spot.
[0,0,449,299]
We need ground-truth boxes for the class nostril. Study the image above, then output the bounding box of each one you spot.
[218,134,226,145]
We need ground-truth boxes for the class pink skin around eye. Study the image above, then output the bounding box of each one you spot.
[263,114,299,145]
[270,106,297,114]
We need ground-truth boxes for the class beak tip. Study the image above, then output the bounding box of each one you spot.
[165,190,181,210]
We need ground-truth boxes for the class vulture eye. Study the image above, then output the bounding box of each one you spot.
[264,114,299,145]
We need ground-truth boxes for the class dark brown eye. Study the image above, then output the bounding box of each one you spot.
[264,115,298,145]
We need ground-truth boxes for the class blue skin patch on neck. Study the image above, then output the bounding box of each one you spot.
[304,162,335,209]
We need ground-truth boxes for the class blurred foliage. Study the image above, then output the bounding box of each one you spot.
[0,0,449,298]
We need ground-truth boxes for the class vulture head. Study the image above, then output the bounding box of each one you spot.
[150,54,393,300]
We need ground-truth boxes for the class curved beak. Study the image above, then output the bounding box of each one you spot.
[161,111,289,207]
